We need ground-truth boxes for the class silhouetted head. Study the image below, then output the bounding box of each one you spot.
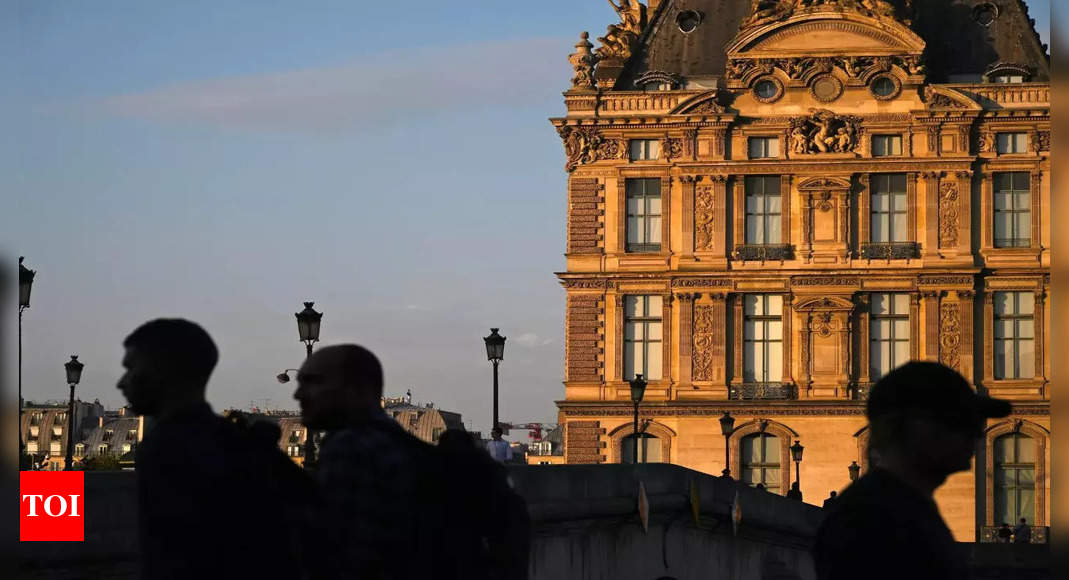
[438,429,477,452]
[491,426,503,440]
[829,491,837,498]
[1020,518,1027,524]
[867,361,1010,480]
[119,319,218,417]
[295,344,383,430]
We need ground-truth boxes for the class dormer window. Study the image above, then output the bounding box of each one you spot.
[634,71,682,92]
[984,63,1032,84]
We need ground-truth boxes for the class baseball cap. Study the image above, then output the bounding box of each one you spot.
[866,361,1011,434]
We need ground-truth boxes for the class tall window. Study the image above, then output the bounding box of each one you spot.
[872,135,903,157]
[624,295,663,380]
[996,133,1029,154]
[748,137,779,159]
[870,294,910,380]
[992,74,1025,84]
[994,433,1036,525]
[49,441,61,455]
[626,178,662,252]
[621,433,662,463]
[629,139,660,161]
[994,172,1031,248]
[994,292,1035,379]
[744,176,782,244]
[741,433,781,492]
[870,174,908,242]
[743,295,783,383]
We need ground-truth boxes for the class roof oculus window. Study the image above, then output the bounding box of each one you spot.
[676,10,702,34]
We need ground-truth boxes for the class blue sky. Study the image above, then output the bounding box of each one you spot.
[3,1,1051,435]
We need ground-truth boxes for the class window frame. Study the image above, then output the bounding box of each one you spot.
[628,139,661,162]
[741,432,782,492]
[993,291,1035,380]
[623,295,664,381]
[743,176,783,245]
[871,134,904,157]
[869,173,909,243]
[747,136,780,159]
[869,293,911,380]
[996,133,1029,154]
[743,294,783,383]
[993,172,1032,248]
[624,178,663,253]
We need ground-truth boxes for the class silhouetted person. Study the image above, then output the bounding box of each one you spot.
[295,344,448,579]
[823,491,838,508]
[487,426,513,463]
[438,429,531,580]
[755,483,766,491]
[812,361,1011,580]
[997,523,1013,543]
[119,319,320,580]
[1013,518,1032,544]
[786,481,803,501]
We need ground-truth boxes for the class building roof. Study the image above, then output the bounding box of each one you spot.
[609,0,1047,89]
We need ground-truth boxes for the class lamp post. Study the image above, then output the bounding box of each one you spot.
[19,257,36,459]
[848,460,861,482]
[294,302,322,467]
[790,439,805,491]
[483,328,506,430]
[629,374,647,464]
[63,356,83,471]
[719,411,735,478]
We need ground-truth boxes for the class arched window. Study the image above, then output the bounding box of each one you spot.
[741,433,781,492]
[621,433,662,464]
[994,433,1036,525]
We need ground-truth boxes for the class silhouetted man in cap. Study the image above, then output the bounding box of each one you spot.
[812,361,1011,580]
[295,344,450,579]
[119,319,319,579]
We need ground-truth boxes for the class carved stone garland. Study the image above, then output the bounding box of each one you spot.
[692,305,715,381]
[939,302,961,371]
[558,126,624,172]
[695,184,715,251]
[939,180,960,248]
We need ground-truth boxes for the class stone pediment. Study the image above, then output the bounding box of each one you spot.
[797,176,852,192]
[670,90,727,115]
[921,85,981,111]
[793,295,855,311]
[728,12,925,59]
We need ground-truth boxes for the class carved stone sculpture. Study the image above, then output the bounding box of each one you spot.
[569,32,598,90]
[788,109,862,154]
[596,1,647,61]
[938,181,960,248]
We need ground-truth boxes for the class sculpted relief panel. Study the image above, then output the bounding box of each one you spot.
[788,110,862,154]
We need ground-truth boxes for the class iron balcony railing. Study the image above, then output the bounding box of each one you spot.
[734,244,793,261]
[729,383,798,401]
[979,525,1048,544]
[859,241,920,259]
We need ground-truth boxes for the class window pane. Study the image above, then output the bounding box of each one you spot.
[1014,214,1031,244]
[1019,487,1035,523]
[994,319,1013,339]
[630,140,642,160]
[1012,172,1030,191]
[646,343,663,380]
[744,295,759,315]
[871,294,889,315]
[1015,133,1028,152]
[763,435,779,463]
[643,436,662,462]
[625,322,641,340]
[648,295,662,312]
[997,134,1011,153]
[892,213,907,242]
[873,137,887,156]
[1017,436,1037,463]
[767,295,783,315]
[994,488,1012,525]
[995,435,1015,463]
[746,216,762,244]
[648,215,662,243]
[766,218,781,243]
[626,296,642,317]
[872,215,888,242]
[647,322,662,340]
[1018,320,1034,340]
[767,342,783,381]
[994,173,1012,191]
[741,436,757,462]
[893,340,910,367]
[626,342,642,376]
[994,293,1013,315]
[764,468,781,486]
[647,197,662,215]
[627,217,642,244]
[1018,340,1035,377]
[994,342,1008,378]
[768,139,780,157]
[1018,293,1035,315]
[749,138,763,158]
[767,320,783,340]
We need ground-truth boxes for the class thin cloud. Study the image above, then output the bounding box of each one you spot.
[514,332,553,348]
[85,37,569,134]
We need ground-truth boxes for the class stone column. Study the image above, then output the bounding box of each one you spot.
[910,292,921,359]
[857,174,871,246]
[733,295,744,385]
[614,294,625,382]
[923,290,941,361]
[800,313,812,391]
[661,177,672,253]
[955,171,973,255]
[983,292,995,384]
[662,293,673,387]
[781,175,793,248]
[1034,290,1045,381]
[681,176,698,257]
[959,290,975,383]
[858,294,871,385]
[782,293,793,383]
[676,293,695,388]
[710,293,728,393]
[911,172,926,255]
[1031,170,1042,250]
[981,173,994,251]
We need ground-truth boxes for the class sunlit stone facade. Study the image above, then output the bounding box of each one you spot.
[551,0,1049,541]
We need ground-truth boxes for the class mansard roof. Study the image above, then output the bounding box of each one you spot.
[613,0,1048,89]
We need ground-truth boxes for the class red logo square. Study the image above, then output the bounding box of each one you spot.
[20,471,84,542]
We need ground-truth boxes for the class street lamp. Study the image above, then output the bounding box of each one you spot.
[790,439,805,491]
[19,257,36,458]
[719,411,735,478]
[295,302,322,358]
[483,328,506,429]
[629,374,647,464]
[294,302,322,468]
[63,356,83,471]
[848,460,861,482]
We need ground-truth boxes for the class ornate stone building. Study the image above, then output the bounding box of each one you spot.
[552,0,1049,542]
